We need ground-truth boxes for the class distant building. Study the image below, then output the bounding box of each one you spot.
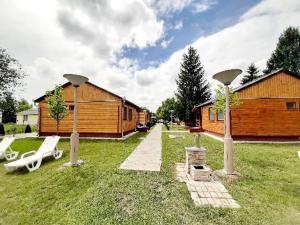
[16,108,38,126]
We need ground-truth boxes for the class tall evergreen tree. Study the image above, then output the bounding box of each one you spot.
[240,63,260,85]
[264,26,300,74]
[0,92,17,123]
[176,46,211,122]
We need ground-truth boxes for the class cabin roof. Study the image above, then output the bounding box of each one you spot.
[34,81,141,110]
[193,69,300,111]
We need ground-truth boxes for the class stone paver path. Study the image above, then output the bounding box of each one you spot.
[176,163,240,208]
[120,124,161,171]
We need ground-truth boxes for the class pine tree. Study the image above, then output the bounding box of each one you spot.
[176,46,211,123]
[240,63,260,85]
[264,26,300,74]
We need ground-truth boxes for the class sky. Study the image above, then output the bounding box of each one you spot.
[0,0,300,111]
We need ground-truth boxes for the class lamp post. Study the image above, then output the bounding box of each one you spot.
[170,110,174,128]
[212,69,242,175]
[63,74,88,167]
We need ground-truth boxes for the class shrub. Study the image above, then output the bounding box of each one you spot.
[0,124,5,136]
[24,124,32,133]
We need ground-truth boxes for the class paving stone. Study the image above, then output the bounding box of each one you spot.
[175,161,240,209]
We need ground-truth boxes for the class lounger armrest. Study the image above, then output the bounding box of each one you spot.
[21,151,37,159]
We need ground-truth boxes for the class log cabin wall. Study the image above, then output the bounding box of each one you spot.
[122,104,138,133]
[38,82,139,137]
[197,71,300,138]
[201,105,224,135]
[138,112,147,125]
[231,98,300,137]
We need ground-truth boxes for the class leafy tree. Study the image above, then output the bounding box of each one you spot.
[240,63,260,85]
[46,85,68,135]
[0,48,25,99]
[264,26,300,74]
[176,46,211,123]
[156,97,178,121]
[212,85,240,113]
[0,92,17,123]
[17,98,32,112]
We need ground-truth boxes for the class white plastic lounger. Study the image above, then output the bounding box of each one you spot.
[4,136,63,172]
[0,137,19,161]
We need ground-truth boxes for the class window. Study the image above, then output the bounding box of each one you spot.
[217,111,224,121]
[123,107,127,120]
[208,107,215,121]
[129,108,132,121]
[286,102,297,109]
[23,115,28,122]
[68,105,75,112]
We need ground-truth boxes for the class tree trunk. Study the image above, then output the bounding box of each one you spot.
[56,120,59,135]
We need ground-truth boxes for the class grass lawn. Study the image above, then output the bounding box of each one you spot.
[162,123,188,131]
[0,131,299,224]
[4,123,38,135]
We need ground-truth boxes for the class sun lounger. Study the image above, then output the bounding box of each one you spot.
[4,136,63,172]
[0,137,18,161]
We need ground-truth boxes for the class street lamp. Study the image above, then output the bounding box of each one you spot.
[212,69,242,175]
[63,74,88,167]
[169,110,174,128]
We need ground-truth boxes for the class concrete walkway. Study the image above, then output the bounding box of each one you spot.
[0,132,38,139]
[120,124,161,172]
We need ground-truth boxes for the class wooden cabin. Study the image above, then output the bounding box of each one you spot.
[35,82,143,137]
[138,111,151,126]
[193,69,300,140]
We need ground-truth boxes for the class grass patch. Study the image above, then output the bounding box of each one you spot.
[162,124,188,131]
[0,131,299,224]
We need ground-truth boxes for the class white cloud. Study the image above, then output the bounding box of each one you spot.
[132,0,300,110]
[147,0,192,15]
[1,0,300,112]
[193,0,218,13]
[161,37,174,48]
[58,0,164,59]
[174,21,183,30]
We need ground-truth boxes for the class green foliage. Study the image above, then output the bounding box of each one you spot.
[0,133,299,224]
[212,84,240,113]
[0,124,4,135]
[0,48,26,99]
[176,46,211,122]
[240,63,260,85]
[4,123,37,134]
[156,97,177,121]
[24,124,32,133]
[45,85,68,134]
[264,26,300,74]
[0,92,17,123]
[17,99,32,112]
